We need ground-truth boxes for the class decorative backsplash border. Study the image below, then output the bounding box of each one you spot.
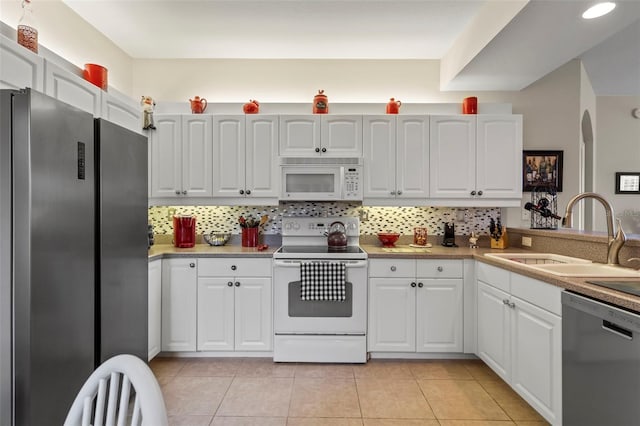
[148,202,501,237]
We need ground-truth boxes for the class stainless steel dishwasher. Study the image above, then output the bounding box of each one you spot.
[562,291,640,426]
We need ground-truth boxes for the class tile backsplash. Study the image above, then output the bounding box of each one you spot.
[148,202,500,236]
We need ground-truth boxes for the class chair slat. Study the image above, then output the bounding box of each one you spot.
[117,376,132,426]
[95,377,108,426]
[105,372,121,426]
[130,394,141,426]
[81,396,92,426]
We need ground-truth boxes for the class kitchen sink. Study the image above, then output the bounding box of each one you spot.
[484,252,592,265]
[527,263,640,277]
[485,252,640,277]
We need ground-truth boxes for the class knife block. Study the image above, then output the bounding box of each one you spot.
[490,228,509,249]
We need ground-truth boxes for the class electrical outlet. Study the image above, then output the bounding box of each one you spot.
[455,209,466,222]
[359,209,369,222]
[167,207,176,220]
[522,236,532,247]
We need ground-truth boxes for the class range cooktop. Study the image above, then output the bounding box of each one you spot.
[587,280,640,298]
[274,245,367,260]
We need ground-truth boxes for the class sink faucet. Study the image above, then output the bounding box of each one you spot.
[562,192,626,265]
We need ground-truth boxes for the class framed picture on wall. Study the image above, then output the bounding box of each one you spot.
[523,150,563,192]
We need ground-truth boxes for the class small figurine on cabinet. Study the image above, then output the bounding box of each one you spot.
[469,231,478,249]
[141,95,156,130]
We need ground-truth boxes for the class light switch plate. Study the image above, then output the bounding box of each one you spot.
[522,236,532,247]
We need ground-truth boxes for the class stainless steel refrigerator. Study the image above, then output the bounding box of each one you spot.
[0,88,148,426]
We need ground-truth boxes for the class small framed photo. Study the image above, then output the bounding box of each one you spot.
[615,172,640,194]
[523,150,563,192]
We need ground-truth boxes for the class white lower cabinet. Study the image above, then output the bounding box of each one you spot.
[197,258,272,352]
[476,262,562,425]
[368,259,463,353]
[148,259,162,361]
[161,258,198,352]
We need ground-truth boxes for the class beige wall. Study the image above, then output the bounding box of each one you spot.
[0,0,134,93]
[596,96,640,234]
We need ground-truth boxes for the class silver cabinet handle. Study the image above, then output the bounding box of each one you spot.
[470,190,476,196]
[437,266,443,272]
[315,147,320,153]
[235,281,240,287]
[418,282,423,288]
[509,301,515,309]
[390,266,396,272]
[189,262,195,268]
[410,282,417,288]
[390,191,396,195]
[477,190,483,196]
[227,281,233,287]
[231,265,237,271]
[246,189,251,195]
[239,189,245,195]
[175,190,180,195]
[182,190,187,195]
[397,190,402,195]
[502,299,509,305]
[321,147,327,153]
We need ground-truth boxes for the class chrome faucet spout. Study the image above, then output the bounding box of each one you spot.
[562,192,626,265]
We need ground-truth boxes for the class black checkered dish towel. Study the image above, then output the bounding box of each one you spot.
[300,262,346,301]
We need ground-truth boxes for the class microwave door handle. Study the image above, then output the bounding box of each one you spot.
[339,166,345,199]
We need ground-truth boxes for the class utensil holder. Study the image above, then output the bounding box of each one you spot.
[490,230,509,249]
[241,227,259,247]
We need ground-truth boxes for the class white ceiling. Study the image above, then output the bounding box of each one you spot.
[62,0,640,95]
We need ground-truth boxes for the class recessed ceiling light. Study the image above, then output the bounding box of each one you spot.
[582,2,616,19]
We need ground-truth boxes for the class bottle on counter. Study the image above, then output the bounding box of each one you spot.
[17,0,38,54]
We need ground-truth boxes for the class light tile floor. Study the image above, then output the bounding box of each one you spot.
[150,357,550,426]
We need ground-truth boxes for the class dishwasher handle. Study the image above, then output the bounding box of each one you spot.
[602,320,633,340]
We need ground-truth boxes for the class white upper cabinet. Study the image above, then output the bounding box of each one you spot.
[213,115,279,201]
[280,115,362,157]
[101,89,143,134]
[430,115,522,205]
[0,33,43,91]
[149,114,213,199]
[44,61,101,116]
[363,115,429,204]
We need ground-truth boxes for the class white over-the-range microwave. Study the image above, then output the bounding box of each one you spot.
[280,157,363,201]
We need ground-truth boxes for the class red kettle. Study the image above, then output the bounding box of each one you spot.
[173,215,196,248]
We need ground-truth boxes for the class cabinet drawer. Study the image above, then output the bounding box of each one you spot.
[198,258,271,277]
[369,259,415,277]
[511,272,562,316]
[417,259,463,278]
[476,261,510,293]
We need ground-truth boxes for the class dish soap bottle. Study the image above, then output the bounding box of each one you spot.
[17,0,38,54]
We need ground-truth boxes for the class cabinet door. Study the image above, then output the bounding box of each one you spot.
[0,34,44,91]
[396,116,429,199]
[416,278,463,352]
[197,277,235,351]
[161,259,197,352]
[511,295,562,425]
[44,61,101,115]
[429,115,476,198]
[149,115,182,198]
[279,115,321,156]
[363,115,397,199]
[213,115,246,197]
[476,115,523,198]
[101,90,142,134]
[246,115,279,198]
[148,259,162,361]
[320,115,362,157]
[183,115,213,197]
[477,281,510,382]
[368,278,416,352]
[235,277,272,351]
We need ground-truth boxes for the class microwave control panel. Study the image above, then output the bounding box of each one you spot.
[344,167,362,199]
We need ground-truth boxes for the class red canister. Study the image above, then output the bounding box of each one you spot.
[462,96,478,114]
[83,64,108,90]
[313,90,329,114]
[386,98,402,114]
[173,215,196,248]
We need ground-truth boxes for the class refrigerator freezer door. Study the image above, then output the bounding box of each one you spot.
[96,119,149,364]
[12,89,96,426]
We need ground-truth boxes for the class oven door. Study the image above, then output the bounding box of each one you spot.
[273,259,367,334]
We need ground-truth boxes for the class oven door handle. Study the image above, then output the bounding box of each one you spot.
[273,260,368,268]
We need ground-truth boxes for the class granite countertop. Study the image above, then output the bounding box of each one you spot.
[149,241,640,312]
